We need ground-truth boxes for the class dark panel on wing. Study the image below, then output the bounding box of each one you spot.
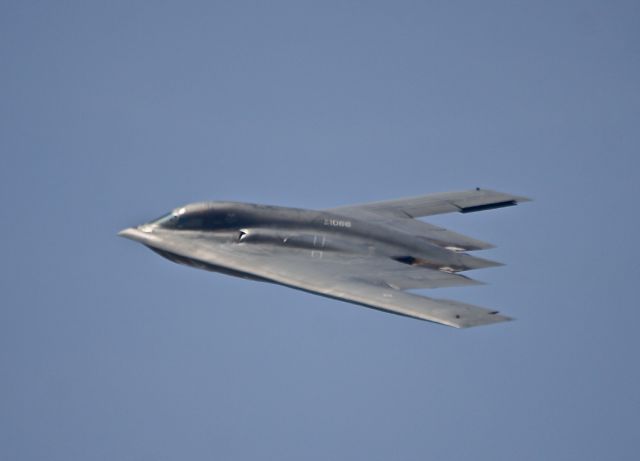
[459,200,517,213]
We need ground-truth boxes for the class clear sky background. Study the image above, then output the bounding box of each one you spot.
[2,1,639,460]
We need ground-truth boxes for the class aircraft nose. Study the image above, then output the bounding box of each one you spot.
[117,226,154,244]
[118,227,138,239]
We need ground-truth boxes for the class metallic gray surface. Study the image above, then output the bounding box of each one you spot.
[119,189,529,328]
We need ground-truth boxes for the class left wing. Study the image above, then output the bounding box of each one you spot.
[132,231,511,328]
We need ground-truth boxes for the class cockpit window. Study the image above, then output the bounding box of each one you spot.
[148,207,240,231]
[175,216,204,229]
[150,212,179,228]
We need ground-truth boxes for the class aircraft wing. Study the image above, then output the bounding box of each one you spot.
[328,188,530,218]
[328,188,530,252]
[138,231,511,328]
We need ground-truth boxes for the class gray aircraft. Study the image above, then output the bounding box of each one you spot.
[119,189,529,328]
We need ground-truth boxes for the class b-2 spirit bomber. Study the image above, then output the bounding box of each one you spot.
[119,189,529,328]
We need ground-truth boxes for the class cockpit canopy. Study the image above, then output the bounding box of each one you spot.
[148,203,241,231]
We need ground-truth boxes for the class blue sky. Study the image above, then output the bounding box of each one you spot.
[2,1,639,460]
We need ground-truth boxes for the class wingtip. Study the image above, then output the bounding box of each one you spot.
[474,188,532,204]
[515,195,533,204]
[455,313,514,328]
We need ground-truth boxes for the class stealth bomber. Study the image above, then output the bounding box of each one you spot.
[119,189,529,328]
